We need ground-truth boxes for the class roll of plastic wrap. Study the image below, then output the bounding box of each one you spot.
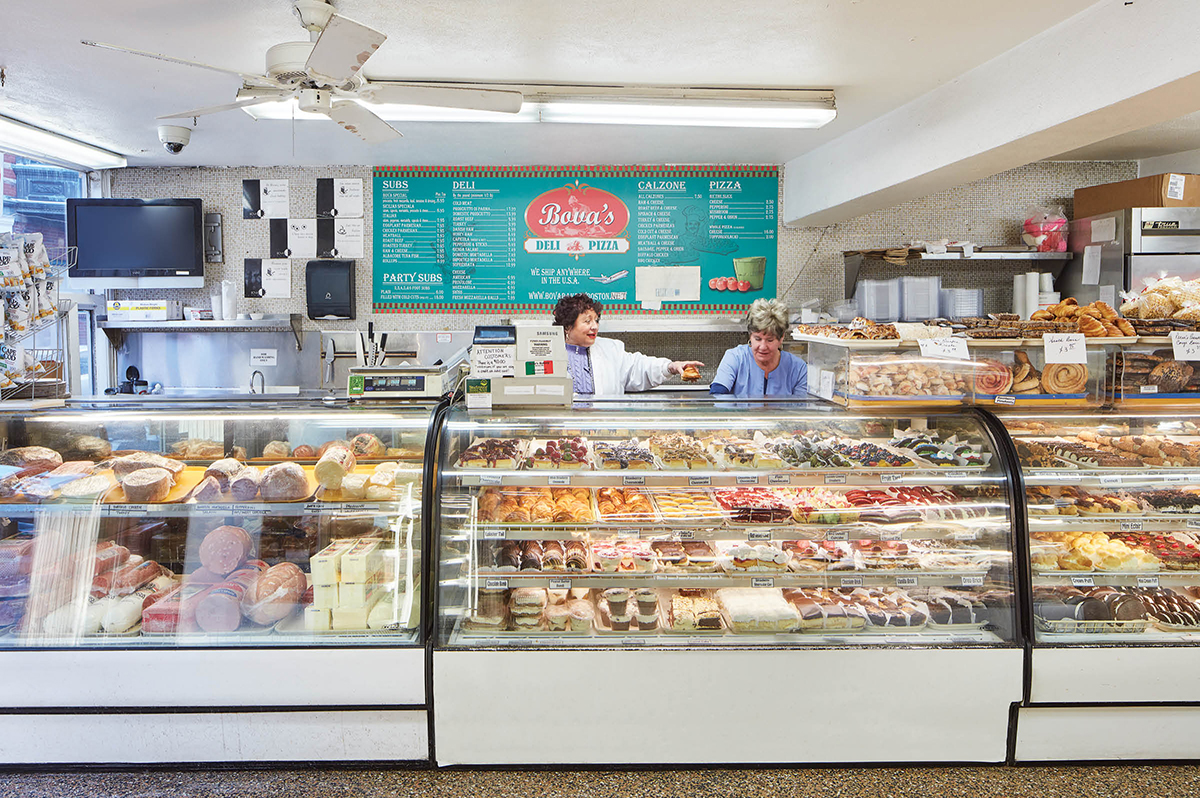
[1039,272,1054,292]
[1025,272,1040,320]
[1013,273,1026,319]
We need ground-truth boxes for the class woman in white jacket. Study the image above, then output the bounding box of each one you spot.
[553,294,704,396]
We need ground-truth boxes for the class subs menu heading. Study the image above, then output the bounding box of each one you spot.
[372,165,778,314]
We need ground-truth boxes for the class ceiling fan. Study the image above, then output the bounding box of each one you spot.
[81,0,524,143]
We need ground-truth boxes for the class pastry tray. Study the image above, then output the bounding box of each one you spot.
[525,438,595,471]
[1035,616,1153,634]
[595,601,662,634]
[659,591,726,634]
[646,489,730,526]
[591,439,662,471]
[473,486,600,526]
[454,438,530,470]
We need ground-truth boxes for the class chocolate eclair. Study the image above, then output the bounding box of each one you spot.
[520,540,543,571]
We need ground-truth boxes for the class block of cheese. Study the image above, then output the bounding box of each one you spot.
[310,538,355,584]
[339,474,368,500]
[332,587,383,630]
[312,583,338,610]
[314,445,356,490]
[338,580,381,608]
[304,606,332,631]
[340,538,383,583]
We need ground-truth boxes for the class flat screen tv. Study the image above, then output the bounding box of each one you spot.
[67,198,204,288]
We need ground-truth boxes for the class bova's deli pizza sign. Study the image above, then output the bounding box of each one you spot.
[372,165,778,313]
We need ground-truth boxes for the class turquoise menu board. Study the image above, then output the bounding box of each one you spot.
[372,165,777,314]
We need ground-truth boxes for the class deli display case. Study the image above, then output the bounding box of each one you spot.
[0,398,433,765]
[432,398,1025,765]
[1005,411,1200,761]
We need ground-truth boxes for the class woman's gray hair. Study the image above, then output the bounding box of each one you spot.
[746,297,790,339]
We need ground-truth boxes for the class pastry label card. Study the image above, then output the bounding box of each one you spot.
[1042,333,1086,364]
[243,179,290,219]
[917,337,969,360]
[317,178,364,218]
[1171,331,1200,361]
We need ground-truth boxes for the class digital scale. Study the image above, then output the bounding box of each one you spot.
[347,347,469,399]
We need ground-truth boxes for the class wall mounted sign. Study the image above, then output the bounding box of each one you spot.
[372,165,778,314]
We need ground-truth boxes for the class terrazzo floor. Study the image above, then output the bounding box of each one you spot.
[4,766,1200,798]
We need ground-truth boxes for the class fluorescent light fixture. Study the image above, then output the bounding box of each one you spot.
[241,86,836,129]
[0,115,127,170]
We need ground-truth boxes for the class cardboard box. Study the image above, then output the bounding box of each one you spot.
[1074,173,1200,220]
[105,300,183,322]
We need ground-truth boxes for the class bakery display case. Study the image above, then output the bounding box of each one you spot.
[0,398,432,764]
[1110,338,1200,407]
[1005,411,1200,760]
[432,399,1024,765]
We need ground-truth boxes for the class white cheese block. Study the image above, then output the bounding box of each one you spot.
[310,539,355,584]
[340,538,383,583]
[332,588,383,630]
[312,583,339,610]
[304,606,332,631]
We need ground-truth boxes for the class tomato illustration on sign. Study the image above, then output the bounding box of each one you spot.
[525,183,630,238]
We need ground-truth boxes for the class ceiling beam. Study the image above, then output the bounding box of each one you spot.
[783,0,1200,228]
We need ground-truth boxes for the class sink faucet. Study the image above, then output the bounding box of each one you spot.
[250,370,265,394]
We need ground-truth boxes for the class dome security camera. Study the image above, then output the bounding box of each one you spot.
[157,124,191,154]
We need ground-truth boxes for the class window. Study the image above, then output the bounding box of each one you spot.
[1,153,85,255]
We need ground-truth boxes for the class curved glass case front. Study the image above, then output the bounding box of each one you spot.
[0,400,428,648]
[436,400,1018,648]
[1006,411,1200,644]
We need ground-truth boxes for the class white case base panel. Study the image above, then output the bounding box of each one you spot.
[1016,705,1200,761]
[0,648,426,707]
[1032,646,1200,703]
[0,709,428,764]
[434,648,1022,765]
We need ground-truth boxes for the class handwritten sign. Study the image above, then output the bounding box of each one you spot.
[1043,333,1087,365]
[917,337,970,361]
[1171,331,1200,361]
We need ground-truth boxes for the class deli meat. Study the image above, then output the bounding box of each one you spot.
[314,446,356,490]
[229,466,261,500]
[241,562,306,625]
[111,453,185,481]
[194,567,262,633]
[111,558,164,594]
[120,467,173,502]
[203,458,244,491]
[192,475,224,502]
[0,446,62,473]
[198,525,252,576]
[141,583,212,634]
[259,462,309,501]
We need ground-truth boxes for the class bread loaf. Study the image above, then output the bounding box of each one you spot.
[112,452,185,482]
[0,446,62,473]
[241,562,306,625]
[314,445,356,490]
[198,525,253,576]
[203,458,244,491]
[259,462,310,501]
[262,440,291,459]
[350,433,386,459]
[120,467,173,502]
[229,466,261,501]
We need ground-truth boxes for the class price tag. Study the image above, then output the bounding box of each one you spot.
[1164,473,1189,484]
[549,577,572,590]
[747,530,771,541]
[1120,520,1143,532]
[479,474,503,486]
[767,474,790,485]
[342,503,373,513]
[304,502,323,514]
[678,530,695,540]
[880,529,903,541]
[483,529,505,540]
[895,575,919,588]
[113,503,147,515]
[617,529,639,539]
[1140,385,1159,395]
[1071,575,1096,588]
[953,530,979,542]
[917,337,970,361]
[1138,575,1160,588]
[620,637,644,645]
[485,578,508,589]
[750,577,775,588]
[819,370,835,401]
[1187,520,1200,530]
[736,475,759,485]
[1042,333,1087,365]
[623,475,645,486]
[841,576,864,588]
[688,476,712,487]
[1171,331,1200,361]
[993,395,1016,406]
[960,575,985,587]
[192,505,230,517]
[824,473,847,485]
[825,529,849,542]
[229,504,262,515]
[880,473,903,484]
[547,475,570,486]
[946,470,969,479]
[1100,475,1122,487]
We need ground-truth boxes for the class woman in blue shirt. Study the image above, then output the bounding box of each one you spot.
[710,298,807,398]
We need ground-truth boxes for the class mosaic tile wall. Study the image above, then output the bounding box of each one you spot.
[109,160,1137,334]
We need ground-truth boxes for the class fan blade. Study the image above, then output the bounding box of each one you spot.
[305,14,387,86]
[359,83,524,114]
[327,101,402,143]
[81,40,281,87]
[157,94,290,119]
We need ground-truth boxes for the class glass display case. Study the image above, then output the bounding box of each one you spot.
[1110,337,1200,407]
[0,398,433,764]
[432,398,1025,765]
[1005,410,1200,760]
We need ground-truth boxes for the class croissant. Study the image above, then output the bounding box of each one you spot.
[531,502,555,523]
[553,509,576,523]
[597,487,620,503]
[504,507,530,523]
[479,491,503,514]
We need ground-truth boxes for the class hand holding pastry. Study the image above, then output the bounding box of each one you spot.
[669,360,705,378]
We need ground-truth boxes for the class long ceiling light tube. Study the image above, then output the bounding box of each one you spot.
[0,115,127,170]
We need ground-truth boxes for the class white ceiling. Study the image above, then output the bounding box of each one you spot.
[2,0,1111,167]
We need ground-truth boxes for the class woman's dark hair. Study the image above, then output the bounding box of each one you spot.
[552,293,603,330]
